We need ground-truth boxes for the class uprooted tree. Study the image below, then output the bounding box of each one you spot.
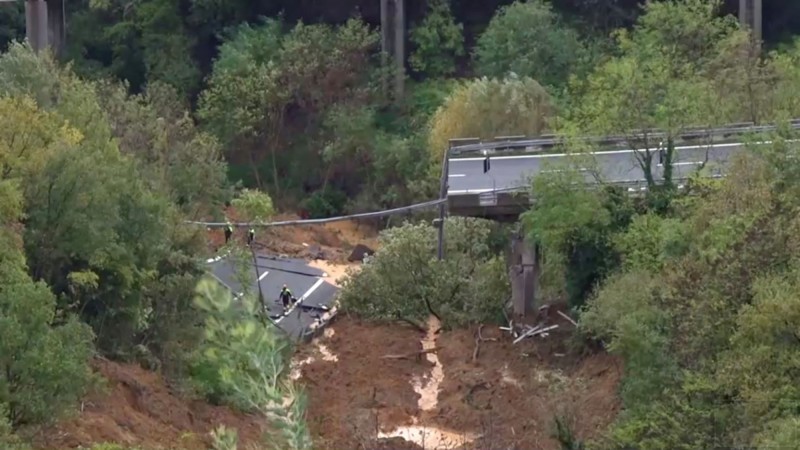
[339,217,510,330]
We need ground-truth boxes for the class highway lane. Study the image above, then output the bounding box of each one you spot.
[207,255,338,340]
[447,141,744,194]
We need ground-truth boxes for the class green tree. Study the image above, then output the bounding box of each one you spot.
[340,218,510,329]
[474,0,586,90]
[0,45,218,372]
[567,0,741,197]
[0,160,93,428]
[409,0,464,78]
[521,166,634,307]
[427,74,552,163]
[65,0,200,97]
[198,18,380,194]
[193,278,311,450]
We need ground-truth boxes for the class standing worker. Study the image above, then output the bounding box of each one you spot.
[278,284,294,313]
[248,227,255,246]
[224,219,233,244]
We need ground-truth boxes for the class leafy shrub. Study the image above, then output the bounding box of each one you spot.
[408,0,464,78]
[300,188,347,219]
[231,188,275,222]
[339,218,510,329]
[0,171,94,428]
[193,278,311,450]
[474,0,586,89]
[428,75,553,163]
[0,408,29,450]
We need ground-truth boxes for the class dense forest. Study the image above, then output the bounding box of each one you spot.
[3,0,800,448]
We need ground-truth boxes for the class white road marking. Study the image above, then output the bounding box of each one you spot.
[658,161,704,167]
[257,270,270,281]
[449,141,754,162]
[541,167,590,173]
[448,174,466,177]
[275,278,326,324]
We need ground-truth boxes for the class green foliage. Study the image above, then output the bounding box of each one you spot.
[0,45,221,383]
[340,218,510,329]
[753,417,800,450]
[580,271,677,409]
[0,160,94,429]
[210,425,240,450]
[0,406,31,450]
[93,80,229,217]
[193,278,312,450]
[198,18,380,196]
[231,189,275,223]
[409,0,464,78]
[474,0,586,90]
[65,0,200,96]
[300,188,347,219]
[551,415,585,450]
[319,102,434,212]
[0,2,23,52]
[522,167,634,307]
[614,214,688,273]
[574,131,800,448]
[428,74,553,163]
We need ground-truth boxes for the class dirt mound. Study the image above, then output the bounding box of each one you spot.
[296,315,622,450]
[31,359,265,450]
[432,325,621,449]
[297,317,430,450]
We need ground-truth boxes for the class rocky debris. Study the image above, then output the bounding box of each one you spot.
[347,243,374,262]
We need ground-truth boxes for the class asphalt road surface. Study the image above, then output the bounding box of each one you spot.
[207,254,338,341]
[447,141,745,194]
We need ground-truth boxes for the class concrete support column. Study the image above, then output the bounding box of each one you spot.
[393,0,405,100]
[25,0,48,52]
[379,0,405,102]
[46,0,65,56]
[739,0,762,43]
[509,231,539,317]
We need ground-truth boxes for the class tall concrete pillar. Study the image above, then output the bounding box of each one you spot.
[25,0,48,52]
[21,0,65,55]
[739,0,762,43]
[379,0,405,102]
[393,0,405,100]
[509,231,539,317]
[46,0,65,57]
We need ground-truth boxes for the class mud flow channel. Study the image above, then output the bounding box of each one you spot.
[378,316,478,449]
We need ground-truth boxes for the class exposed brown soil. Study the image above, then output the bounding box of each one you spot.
[431,323,622,449]
[294,314,623,450]
[208,210,380,263]
[298,316,431,450]
[30,359,265,450]
[32,214,622,450]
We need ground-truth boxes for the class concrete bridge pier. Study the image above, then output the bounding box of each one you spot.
[509,230,539,317]
[22,0,65,55]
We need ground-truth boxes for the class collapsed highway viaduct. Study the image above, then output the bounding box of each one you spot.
[440,120,800,317]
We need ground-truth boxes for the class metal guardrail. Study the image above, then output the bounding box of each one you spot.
[449,119,800,155]
[447,174,727,197]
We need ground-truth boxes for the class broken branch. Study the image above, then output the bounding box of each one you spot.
[473,324,498,362]
[557,311,578,327]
